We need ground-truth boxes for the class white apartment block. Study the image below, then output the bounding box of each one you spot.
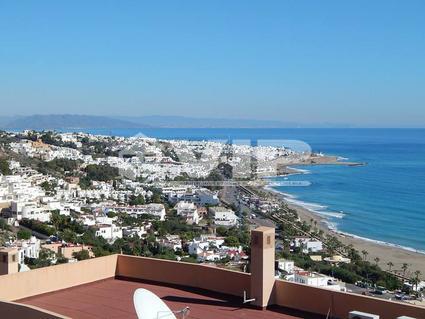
[95,224,123,242]
[105,203,166,221]
[174,201,200,225]
[209,207,238,227]
[293,237,323,253]
[293,270,345,292]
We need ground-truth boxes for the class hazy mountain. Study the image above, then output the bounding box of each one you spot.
[0,116,21,127]
[0,114,355,130]
[117,115,354,128]
[1,114,149,130]
[117,115,298,128]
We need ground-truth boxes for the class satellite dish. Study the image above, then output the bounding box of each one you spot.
[133,288,177,319]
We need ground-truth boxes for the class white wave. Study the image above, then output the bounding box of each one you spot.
[287,166,311,174]
[318,211,346,219]
[284,196,345,219]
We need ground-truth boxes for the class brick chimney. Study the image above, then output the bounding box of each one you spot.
[250,226,275,308]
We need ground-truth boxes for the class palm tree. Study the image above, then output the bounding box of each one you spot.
[413,270,421,292]
[361,250,369,261]
[373,257,380,266]
[387,261,394,272]
[402,263,409,278]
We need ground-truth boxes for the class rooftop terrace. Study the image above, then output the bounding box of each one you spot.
[0,227,424,319]
[19,278,322,319]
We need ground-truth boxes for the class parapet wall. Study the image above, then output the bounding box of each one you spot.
[274,279,425,319]
[116,254,251,297]
[0,254,117,301]
[1,254,424,319]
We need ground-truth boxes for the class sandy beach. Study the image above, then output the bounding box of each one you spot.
[287,201,425,276]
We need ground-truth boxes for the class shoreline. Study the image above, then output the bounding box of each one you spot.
[265,185,425,274]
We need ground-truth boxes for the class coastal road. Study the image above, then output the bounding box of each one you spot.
[220,185,276,228]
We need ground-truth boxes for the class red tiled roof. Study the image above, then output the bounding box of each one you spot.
[19,278,323,319]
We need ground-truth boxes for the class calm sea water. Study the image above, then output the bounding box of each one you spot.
[71,128,425,252]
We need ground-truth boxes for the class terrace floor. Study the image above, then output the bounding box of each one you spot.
[18,278,324,319]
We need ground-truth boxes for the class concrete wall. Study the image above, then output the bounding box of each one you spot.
[274,279,425,319]
[0,254,117,301]
[116,255,251,297]
[0,300,69,319]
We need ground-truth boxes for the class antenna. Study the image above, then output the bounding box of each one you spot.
[243,290,256,304]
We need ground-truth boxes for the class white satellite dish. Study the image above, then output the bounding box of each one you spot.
[133,288,189,319]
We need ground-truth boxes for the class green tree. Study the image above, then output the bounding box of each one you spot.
[374,257,380,266]
[17,229,32,240]
[412,270,421,292]
[56,256,69,264]
[26,248,54,269]
[60,228,77,243]
[361,250,369,261]
[72,249,90,261]
[402,263,409,278]
[0,158,11,175]
[0,218,11,231]
[129,194,145,206]
[224,236,240,247]
[40,181,57,193]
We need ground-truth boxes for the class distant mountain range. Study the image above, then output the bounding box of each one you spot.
[0,114,148,130]
[115,115,307,128]
[0,114,354,130]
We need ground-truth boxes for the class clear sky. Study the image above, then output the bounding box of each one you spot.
[1,1,424,127]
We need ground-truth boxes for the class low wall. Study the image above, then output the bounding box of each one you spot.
[0,254,117,301]
[275,279,425,319]
[116,255,251,297]
[1,254,424,319]
[0,300,69,319]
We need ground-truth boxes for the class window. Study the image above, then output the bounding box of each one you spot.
[267,235,271,245]
[12,254,16,262]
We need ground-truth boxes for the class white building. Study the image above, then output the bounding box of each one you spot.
[163,187,219,206]
[158,235,182,251]
[122,223,151,238]
[95,224,123,242]
[188,235,225,257]
[105,203,166,221]
[175,201,200,225]
[293,237,323,253]
[209,207,238,227]
[20,205,52,223]
[17,236,41,264]
[276,258,295,274]
[294,270,345,291]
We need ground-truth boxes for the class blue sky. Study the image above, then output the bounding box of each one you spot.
[0,1,424,127]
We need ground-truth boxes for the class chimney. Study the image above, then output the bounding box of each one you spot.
[250,226,275,308]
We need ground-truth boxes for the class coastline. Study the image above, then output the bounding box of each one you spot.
[266,186,425,274]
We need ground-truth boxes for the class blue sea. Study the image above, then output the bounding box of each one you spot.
[68,128,425,252]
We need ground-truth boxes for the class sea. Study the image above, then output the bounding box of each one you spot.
[63,128,425,253]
